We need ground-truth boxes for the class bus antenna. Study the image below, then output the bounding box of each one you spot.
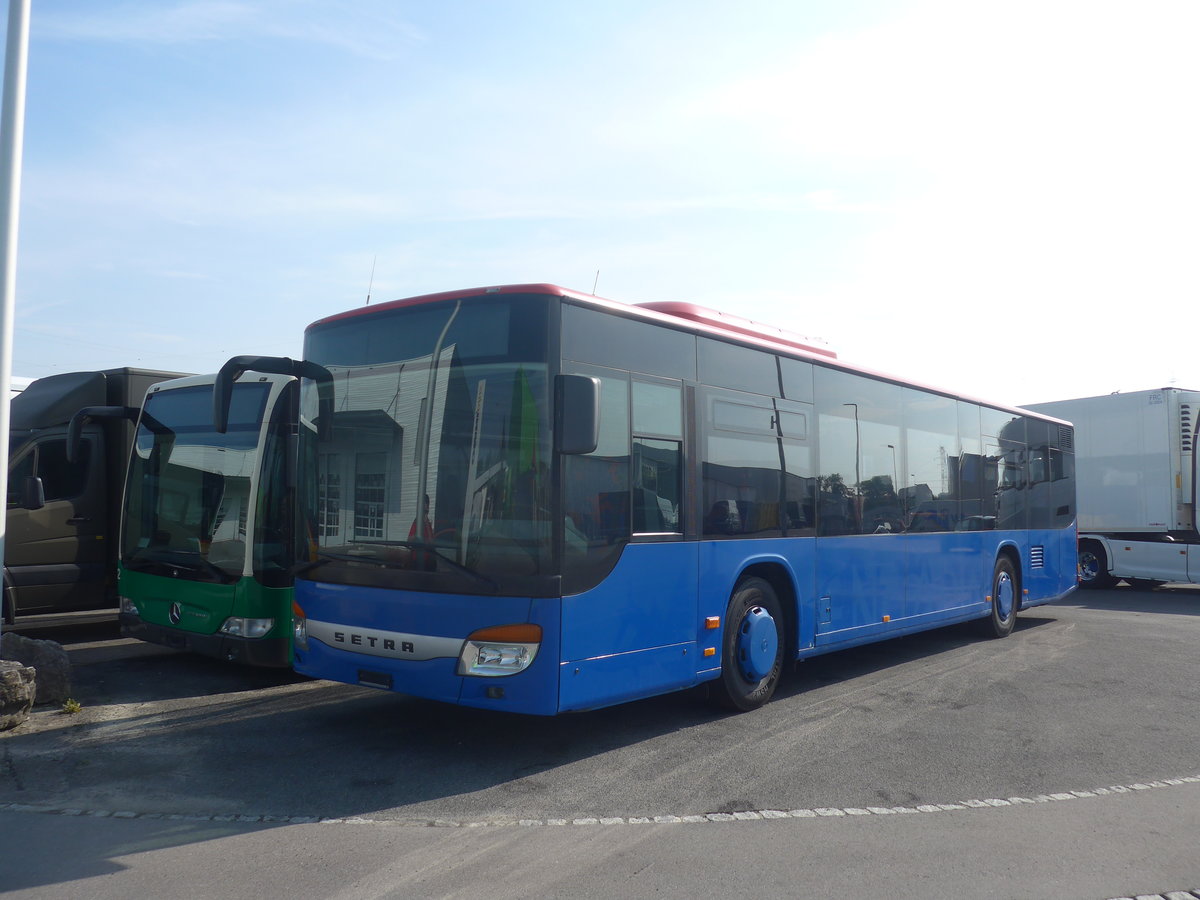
[592,270,600,294]
[365,255,377,305]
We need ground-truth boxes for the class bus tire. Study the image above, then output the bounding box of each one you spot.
[1078,541,1116,589]
[711,576,785,712]
[980,555,1019,639]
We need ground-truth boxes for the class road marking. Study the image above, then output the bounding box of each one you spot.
[2,774,1198,829]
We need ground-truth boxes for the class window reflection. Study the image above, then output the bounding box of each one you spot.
[701,389,814,539]
[814,372,1074,535]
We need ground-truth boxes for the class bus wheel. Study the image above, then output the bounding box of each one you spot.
[712,576,784,712]
[980,556,1019,639]
[1078,542,1116,589]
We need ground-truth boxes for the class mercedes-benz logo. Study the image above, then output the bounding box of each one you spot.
[168,601,182,625]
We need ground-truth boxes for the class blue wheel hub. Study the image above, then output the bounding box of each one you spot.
[737,606,778,683]
[995,571,1014,620]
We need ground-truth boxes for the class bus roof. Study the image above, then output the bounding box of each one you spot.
[305,283,1069,425]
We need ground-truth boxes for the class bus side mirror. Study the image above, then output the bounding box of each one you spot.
[214,355,333,440]
[21,475,45,511]
[557,374,600,455]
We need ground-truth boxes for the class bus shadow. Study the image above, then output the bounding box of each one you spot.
[5,617,309,703]
[773,614,1056,699]
[0,609,1066,837]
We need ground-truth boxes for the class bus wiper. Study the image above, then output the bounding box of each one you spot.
[296,547,497,592]
[395,540,498,592]
[128,551,233,584]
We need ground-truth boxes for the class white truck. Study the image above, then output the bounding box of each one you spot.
[1026,388,1199,588]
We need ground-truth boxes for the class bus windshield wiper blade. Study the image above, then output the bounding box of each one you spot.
[396,541,498,592]
[128,551,233,583]
[296,547,497,592]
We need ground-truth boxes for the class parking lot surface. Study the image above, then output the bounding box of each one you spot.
[2,588,1199,898]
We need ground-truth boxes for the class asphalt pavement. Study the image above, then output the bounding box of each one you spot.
[2,587,1199,898]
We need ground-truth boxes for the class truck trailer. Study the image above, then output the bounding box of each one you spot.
[1026,388,1199,588]
[3,368,187,623]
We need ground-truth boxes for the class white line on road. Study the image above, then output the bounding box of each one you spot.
[2,775,1198,829]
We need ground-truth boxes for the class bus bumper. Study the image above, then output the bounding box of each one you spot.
[120,613,291,667]
[293,632,560,715]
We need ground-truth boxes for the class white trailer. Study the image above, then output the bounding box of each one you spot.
[1026,388,1199,588]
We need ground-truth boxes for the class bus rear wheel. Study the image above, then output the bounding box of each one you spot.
[979,556,1019,639]
[711,576,784,712]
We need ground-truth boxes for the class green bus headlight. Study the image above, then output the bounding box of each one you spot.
[218,617,274,639]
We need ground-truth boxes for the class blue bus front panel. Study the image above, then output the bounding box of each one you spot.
[558,542,700,712]
[292,579,563,716]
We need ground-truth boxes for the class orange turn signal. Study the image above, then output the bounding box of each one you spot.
[467,624,542,643]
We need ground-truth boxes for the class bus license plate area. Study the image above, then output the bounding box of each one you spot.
[357,669,393,690]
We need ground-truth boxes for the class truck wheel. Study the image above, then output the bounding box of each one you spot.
[711,576,785,712]
[979,556,1019,639]
[1078,542,1116,589]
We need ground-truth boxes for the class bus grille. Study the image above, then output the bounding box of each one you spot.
[1182,404,1193,453]
[1030,546,1045,569]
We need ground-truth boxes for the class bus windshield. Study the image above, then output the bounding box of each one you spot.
[122,382,271,584]
[299,294,552,593]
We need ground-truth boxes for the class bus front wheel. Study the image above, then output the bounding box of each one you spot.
[711,576,784,712]
[979,556,1019,639]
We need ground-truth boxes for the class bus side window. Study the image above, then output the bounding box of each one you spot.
[631,380,683,535]
[632,439,681,533]
[561,365,631,594]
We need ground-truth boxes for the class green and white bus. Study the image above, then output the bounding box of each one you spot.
[114,371,297,665]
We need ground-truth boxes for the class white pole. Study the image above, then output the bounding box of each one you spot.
[0,0,31,632]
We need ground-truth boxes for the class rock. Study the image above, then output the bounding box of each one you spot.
[0,659,35,730]
[0,632,72,705]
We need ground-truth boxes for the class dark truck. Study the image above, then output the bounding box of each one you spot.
[3,368,187,623]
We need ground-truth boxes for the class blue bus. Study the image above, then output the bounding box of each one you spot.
[218,284,1076,714]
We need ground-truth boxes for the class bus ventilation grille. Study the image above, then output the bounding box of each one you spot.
[1030,546,1045,569]
[1057,426,1074,452]
[1182,404,1193,453]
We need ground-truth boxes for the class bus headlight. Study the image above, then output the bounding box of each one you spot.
[219,617,274,639]
[292,602,308,651]
[119,596,139,616]
[458,624,541,677]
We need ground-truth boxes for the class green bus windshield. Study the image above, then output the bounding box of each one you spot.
[122,382,270,584]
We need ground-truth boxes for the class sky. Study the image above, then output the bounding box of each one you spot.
[3,0,1199,408]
